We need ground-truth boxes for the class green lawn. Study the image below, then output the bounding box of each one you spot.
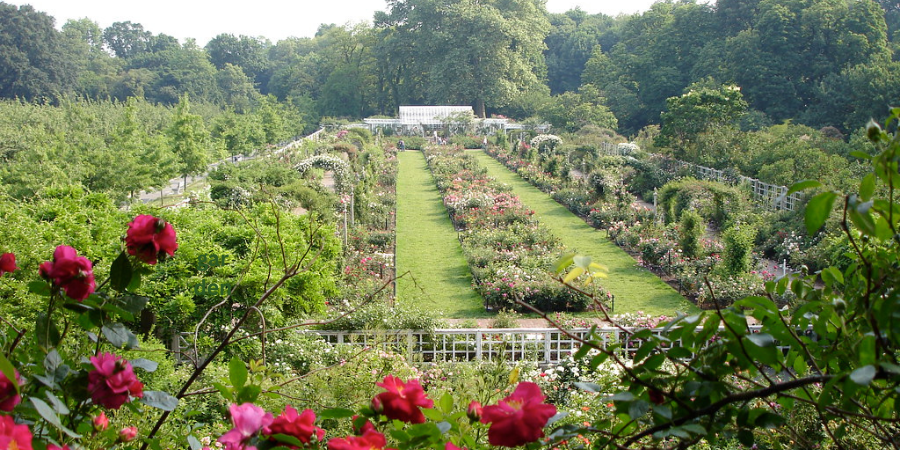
[396,152,486,317]
[468,150,697,316]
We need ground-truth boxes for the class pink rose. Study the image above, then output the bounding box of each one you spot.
[119,426,138,442]
[39,246,95,301]
[0,415,32,450]
[0,369,21,412]
[219,403,273,450]
[87,353,143,409]
[125,215,178,264]
[93,411,109,431]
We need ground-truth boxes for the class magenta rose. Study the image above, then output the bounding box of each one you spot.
[264,405,325,447]
[0,369,21,412]
[87,353,144,409]
[0,253,16,277]
[39,246,95,301]
[219,403,274,450]
[125,215,178,264]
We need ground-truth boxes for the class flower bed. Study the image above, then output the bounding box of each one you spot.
[424,147,587,312]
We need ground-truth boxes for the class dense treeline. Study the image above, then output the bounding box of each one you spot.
[3,0,898,135]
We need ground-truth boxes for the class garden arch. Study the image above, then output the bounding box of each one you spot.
[294,154,353,194]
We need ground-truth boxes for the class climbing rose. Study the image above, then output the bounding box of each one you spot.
[372,375,433,423]
[264,406,324,446]
[351,415,375,435]
[480,382,557,447]
[0,415,32,450]
[219,403,274,450]
[39,246,95,301]
[125,215,178,265]
[119,426,138,442]
[328,429,393,450]
[0,253,16,277]
[0,369,21,412]
[87,353,144,409]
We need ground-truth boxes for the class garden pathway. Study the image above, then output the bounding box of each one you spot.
[396,152,486,317]
[469,150,697,316]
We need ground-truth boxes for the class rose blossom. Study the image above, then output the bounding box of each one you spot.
[219,403,274,450]
[264,405,324,447]
[119,426,138,442]
[0,253,16,277]
[93,411,109,431]
[0,369,21,412]
[328,429,394,450]
[0,415,32,450]
[39,245,95,301]
[125,215,178,265]
[466,401,482,422]
[87,353,144,409]
[372,375,433,424]
[480,382,557,447]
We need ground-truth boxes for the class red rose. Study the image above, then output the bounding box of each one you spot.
[265,406,324,447]
[0,369,21,412]
[87,353,142,409]
[328,429,393,450]
[93,412,109,431]
[0,415,32,450]
[0,253,16,277]
[125,215,178,265]
[372,375,434,424]
[480,382,557,447]
[40,246,95,301]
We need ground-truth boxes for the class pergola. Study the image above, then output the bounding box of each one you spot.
[363,106,510,136]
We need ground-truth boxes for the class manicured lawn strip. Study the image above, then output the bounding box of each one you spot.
[468,150,697,315]
[396,152,486,317]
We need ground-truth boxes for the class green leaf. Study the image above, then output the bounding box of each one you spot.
[553,253,575,274]
[574,382,603,393]
[805,191,837,235]
[439,392,453,412]
[110,251,133,292]
[187,436,202,450]
[35,313,61,349]
[236,385,261,404]
[860,174,876,201]
[45,392,69,415]
[101,323,138,349]
[746,333,775,348]
[27,281,51,296]
[270,434,306,448]
[787,180,822,195]
[229,357,248,390]
[628,399,650,419]
[850,365,877,386]
[317,408,355,420]
[31,398,81,438]
[130,358,159,372]
[421,408,444,422]
[849,208,878,238]
[141,391,179,411]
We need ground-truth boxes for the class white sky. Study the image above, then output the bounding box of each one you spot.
[15,0,661,46]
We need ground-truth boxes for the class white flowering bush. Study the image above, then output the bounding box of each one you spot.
[294,154,353,193]
[530,134,562,155]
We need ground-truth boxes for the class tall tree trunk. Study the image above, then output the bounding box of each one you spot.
[475,98,486,118]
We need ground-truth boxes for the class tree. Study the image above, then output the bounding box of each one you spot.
[376,0,550,118]
[657,82,747,159]
[205,34,273,91]
[0,4,77,100]
[102,21,152,59]
[539,84,618,132]
[168,95,210,190]
[544,10,615,94]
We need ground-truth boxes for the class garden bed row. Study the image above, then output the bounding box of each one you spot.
[423,147,590,312]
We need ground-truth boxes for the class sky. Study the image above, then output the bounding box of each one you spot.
[16,0,662,46]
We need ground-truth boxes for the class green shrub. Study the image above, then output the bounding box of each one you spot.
[679,210,705,259]
[720,224,756,275]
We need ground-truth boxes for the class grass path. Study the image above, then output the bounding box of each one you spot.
[396,152,486,317]
[469,150,697,315]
